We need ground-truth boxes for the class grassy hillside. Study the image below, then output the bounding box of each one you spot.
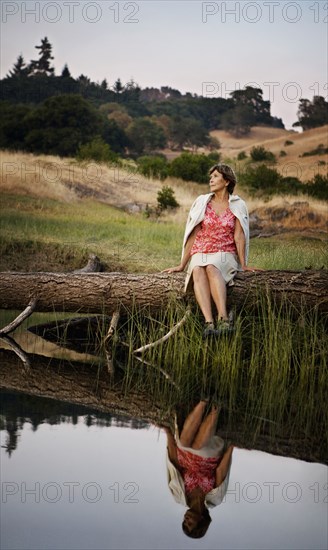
[210,125,328,182]
[1,148,327,272]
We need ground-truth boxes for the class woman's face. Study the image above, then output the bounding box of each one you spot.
[209,170,228,192]
[183,509,201,531]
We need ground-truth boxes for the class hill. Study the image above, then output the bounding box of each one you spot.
[210,125,328,182]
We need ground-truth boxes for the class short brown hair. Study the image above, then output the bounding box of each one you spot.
[209,163,237,194]
[182,509,211,539]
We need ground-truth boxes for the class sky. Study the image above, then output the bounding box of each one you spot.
[2,420,327,549]
[1,0,327,129]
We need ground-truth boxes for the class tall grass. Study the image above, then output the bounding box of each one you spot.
[109,295,327,460]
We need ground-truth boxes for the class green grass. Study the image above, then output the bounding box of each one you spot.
[0,194,183,272]
[1,193,327,272]
[113,297,327,462]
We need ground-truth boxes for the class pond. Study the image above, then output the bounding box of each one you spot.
[0,310,327,549]
[1,391,327,550]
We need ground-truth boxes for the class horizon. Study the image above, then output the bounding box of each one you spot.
[1,0,327,130]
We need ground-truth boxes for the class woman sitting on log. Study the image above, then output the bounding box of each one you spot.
[164,400,233,539]
[163,163,259,337]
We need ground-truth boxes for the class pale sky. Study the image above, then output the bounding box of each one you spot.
[1,0,327,129]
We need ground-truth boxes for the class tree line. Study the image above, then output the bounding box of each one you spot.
[0,37,327,159]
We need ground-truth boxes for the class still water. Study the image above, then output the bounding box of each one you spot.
[1,393,327,550]
[0,311,327,550]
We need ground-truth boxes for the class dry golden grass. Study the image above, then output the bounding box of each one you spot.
[209,125,328,181]
[1,148,327,233]
[247,195,328,231]
[0,150,202,214]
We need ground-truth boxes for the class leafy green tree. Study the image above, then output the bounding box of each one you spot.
[107,110,132,130]
[24,94,101,156]
[169,152,214,184]
[137,155,168,180]
[221,104,254,136]
[29,37,55,76]
[230,86,271,125]
[101,118,129,154]
[127,118,166,154]
[0,101,31,149]
[169,116,210,150]
[77,137,118,163]
[293,96,328,130]
[157,186,179,209]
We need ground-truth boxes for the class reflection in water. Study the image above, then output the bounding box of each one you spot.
[0,310,328,548]
[166,401,233,539]
[1,389,327,550]
[0,390,150,456]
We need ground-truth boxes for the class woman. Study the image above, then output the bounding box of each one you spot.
[163,163,258,337]
[165,400,233,539]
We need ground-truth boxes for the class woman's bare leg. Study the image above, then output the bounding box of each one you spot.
[192,405,219,450]
[192,267,214,323]
[205,265,228,321]
[180,401,207,447]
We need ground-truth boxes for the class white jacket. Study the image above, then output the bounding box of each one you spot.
[181,193,249,268]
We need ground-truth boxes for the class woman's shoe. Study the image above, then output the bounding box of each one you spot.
[216,319,235,335]
[202,322,218,339]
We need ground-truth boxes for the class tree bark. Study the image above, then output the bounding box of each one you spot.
[0,270,327,314]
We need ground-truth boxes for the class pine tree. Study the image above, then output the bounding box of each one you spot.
[29,37,55,76]
[61,64,71,78]
[113,78,124,93]
[7,54,30,78]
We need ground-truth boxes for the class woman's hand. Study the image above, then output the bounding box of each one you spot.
[161,264,184,274]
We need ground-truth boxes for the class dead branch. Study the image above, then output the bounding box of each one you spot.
[134,307,191,354]
[0,298,37,336]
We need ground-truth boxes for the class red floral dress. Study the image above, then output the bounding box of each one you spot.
[177,447,220,496]
[190,202,237,255]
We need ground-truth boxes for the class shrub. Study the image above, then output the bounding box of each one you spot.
[280,150,287,157]
[157,186,179,210]
[305,174,328,201]
[237,151,247,160]
[207,151,221,163]
[279,176,303,194]
[169,152,214,184]
[77,137,118,163]
[137,155,168,180]
[284,140,294,146]
[250,146,276,162]
[300,144,328,157]
[240,164,280,195]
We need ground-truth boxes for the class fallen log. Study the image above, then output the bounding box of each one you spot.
[0,270,327,314]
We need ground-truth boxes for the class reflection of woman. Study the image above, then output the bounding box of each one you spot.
[165,401,233,539]
[163,164,259,337]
